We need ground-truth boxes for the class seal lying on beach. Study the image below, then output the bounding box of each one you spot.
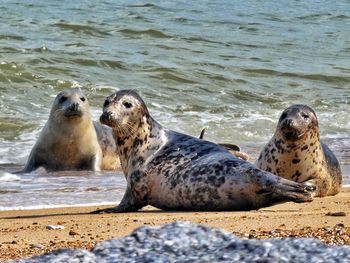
[93,90,314,213]
[199,128,250,160]
[256,104,342,197]
[23,88,120,172]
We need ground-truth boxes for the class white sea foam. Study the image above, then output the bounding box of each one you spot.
[0,202,117,211]
[0,172,21,182]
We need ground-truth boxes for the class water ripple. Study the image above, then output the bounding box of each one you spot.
[118,28,171,39]
[53,22,111,36]
[242,68,350,84]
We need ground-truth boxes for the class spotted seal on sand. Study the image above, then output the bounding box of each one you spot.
[93,90,314,213]
[23,88,120,172]
[256,104,342,197]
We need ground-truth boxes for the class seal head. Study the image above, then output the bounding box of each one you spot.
[256,104,342,197]
[23,88,120,172]
[277,105,317,142]
[52,89,89,120]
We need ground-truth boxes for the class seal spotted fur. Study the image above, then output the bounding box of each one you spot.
[256,104,342,197]
[23,88,120,172]
[93,90,315,213]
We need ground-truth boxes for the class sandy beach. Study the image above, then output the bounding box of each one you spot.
[0,188,348,261]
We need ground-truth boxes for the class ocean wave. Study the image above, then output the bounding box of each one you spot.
[297,13,350,21]
[71,58,126,70]
[0,34,26,41]
[242,68,350,84]
[152,72,198,84]
[53,22,111,37]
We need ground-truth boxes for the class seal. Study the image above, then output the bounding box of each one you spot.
[23,88,120,172]
[93,90,314,213]
[256,104,342,197]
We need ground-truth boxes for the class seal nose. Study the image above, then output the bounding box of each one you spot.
[72,103,79,111]
[100,111,112,125]
[282,118,294,129]
[68,103,79,112]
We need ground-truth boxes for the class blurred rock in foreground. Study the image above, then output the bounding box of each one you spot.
[12,221,350,263]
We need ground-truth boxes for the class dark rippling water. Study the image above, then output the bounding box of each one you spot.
[0,0,349,209]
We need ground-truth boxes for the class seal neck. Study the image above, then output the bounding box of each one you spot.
[48,114,93,136]
[273,129,321,155]
[114,116,166,176]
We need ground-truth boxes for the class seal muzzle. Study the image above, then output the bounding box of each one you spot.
[64,103,82,117]
[100,111,113,126]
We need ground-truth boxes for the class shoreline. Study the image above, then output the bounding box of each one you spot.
[1,188,349,261]
[0,183,349,211]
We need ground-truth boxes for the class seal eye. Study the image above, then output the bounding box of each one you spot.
[103,100,109,108]
[302,113,309,119]
[80,97,86,102]
[281,113,287,119]
[123,101,132,109]
[59,96,67,104]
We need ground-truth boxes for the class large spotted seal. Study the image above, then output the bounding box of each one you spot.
[23,88,120,172]
[93,90,314,213]
[256,104,342,197]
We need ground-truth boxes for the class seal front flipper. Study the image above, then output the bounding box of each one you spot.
[91,186,147,214]
[78,154,102,172]
[21,152,43,173]
[270,177,316,203]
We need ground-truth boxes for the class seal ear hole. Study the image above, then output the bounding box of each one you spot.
[80,97,86,102]
[123,101,133,109]
[59,96,67,104]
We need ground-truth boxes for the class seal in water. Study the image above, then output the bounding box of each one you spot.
[199,128,250,160]
[23,88,120,172]
[256,104,342,197]
[93,90,315,213]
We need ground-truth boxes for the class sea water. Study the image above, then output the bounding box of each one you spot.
[0,0,349,209]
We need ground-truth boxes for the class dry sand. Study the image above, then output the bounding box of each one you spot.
[1,188,349,261]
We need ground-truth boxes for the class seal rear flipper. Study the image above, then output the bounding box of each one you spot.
[198,128,243,154]
[227,150,250,161]
[218,143,241,152]
[199,128,206,140]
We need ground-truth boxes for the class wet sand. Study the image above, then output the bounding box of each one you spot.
[0,188,349,261]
